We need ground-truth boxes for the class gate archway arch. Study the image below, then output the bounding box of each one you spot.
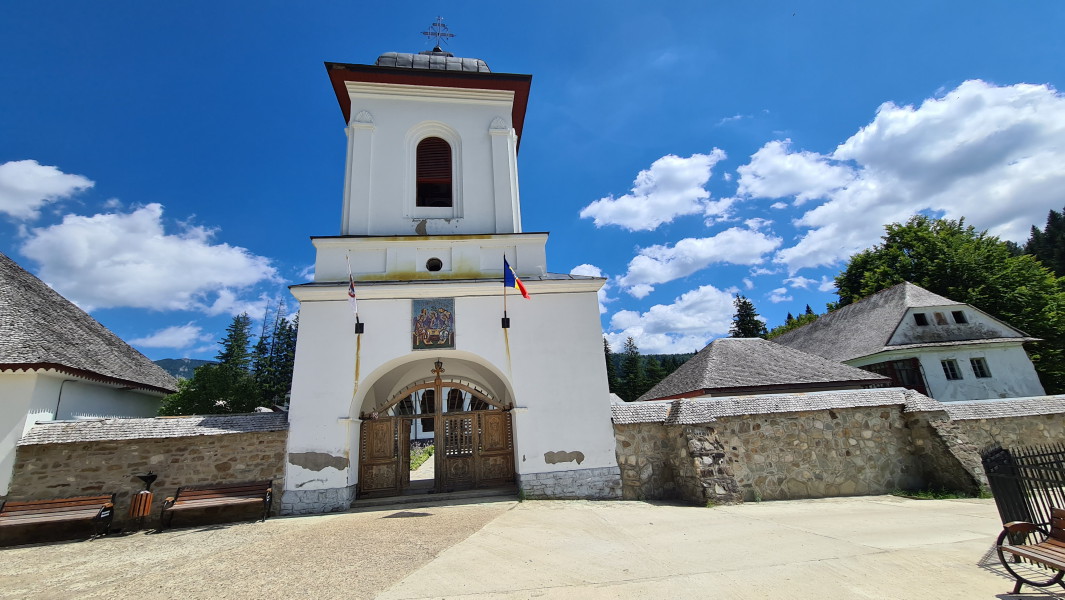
[356,357,515,499]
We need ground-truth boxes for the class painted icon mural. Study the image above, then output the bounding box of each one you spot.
[412,298,455,350]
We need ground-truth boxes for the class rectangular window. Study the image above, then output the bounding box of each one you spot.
[913,313,929,326]
[934,312,949,325]
[971,357,991,378]
[952,310,968,324]
[941,359,962,381]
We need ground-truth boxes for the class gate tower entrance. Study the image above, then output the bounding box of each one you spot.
[357,360,514,498]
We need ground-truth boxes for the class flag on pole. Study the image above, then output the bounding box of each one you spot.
[503,257,530,299]
[347,274,359,316]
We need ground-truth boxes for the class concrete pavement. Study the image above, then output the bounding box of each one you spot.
[0,495,1059,599]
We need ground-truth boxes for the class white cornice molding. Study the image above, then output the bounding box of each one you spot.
[291,277,604,301]
[346,82,514,106]
[312,232,548,250]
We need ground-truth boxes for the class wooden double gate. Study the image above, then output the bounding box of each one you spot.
[358,410,514,498]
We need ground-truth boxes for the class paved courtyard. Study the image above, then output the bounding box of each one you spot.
[0,495,1060,599]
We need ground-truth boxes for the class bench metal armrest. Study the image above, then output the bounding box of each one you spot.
[1003,521,1047,536]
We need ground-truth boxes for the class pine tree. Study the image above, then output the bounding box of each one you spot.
[729,294,767,338]
[619,337,647,402]
[1024,206,1065,277]
[603,337,619,394]
[785,312,795,324]
[644,357,667,396]
[217,313,253,371]
[804,304,815,316]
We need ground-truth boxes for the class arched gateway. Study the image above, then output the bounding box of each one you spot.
[358,360,514,497]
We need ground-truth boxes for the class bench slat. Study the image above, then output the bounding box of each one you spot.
[175,489,269,499]
[1003,543,1065,570]
[0,510,103,526]
[3,496,113,511]
[167,498,265,511]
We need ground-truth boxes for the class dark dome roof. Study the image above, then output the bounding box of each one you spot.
[375,47,491,73]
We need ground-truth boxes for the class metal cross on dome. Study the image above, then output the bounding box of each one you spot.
[421,17,455,48]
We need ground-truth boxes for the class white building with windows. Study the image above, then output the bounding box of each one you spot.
[281,46,621,514]
[772,282,1045,402]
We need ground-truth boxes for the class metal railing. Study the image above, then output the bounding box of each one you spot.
[981,443,1065,526]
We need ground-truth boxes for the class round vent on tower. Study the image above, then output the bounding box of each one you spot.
[426,258,443,272]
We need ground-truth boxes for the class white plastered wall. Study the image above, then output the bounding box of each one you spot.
[285,280,617,494]
[0,371,162,495]
[340,83,520,236]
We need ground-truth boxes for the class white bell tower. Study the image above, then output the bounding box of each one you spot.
[282,38,621,514]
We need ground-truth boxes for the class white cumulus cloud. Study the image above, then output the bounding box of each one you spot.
[570,263,613,314]
[130,323,213,349]
[752,81,1065,273]
[0,160,94,220]
[20,203,279,313]
[768,287,793,303]
[618,227,782,297]
[579,151,726,231]
[605,284,736,354]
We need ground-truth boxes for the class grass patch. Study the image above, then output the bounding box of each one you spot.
[409,443,434,471]
[892,487,990,500]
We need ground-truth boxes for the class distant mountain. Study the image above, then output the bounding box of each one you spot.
[154,358,215,379]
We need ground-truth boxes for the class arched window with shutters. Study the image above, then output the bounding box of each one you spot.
[416,137,453,207]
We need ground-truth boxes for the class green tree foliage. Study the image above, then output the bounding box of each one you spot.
[1024,206,1065,277]
[767,312,818,339]
[216,313,253,371]
[608,348,694,400]
[729,294,768,338]
[835,216,1065,393]
[252,302,299,406]
[603,337,619,394]
[161,307,300,415]
[158,364,261,415]
[618,337,648,402]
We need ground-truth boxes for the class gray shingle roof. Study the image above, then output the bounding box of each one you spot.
[613,388,945,425]
[0,252,178,393]
[375,50,491,72]
[942,396,1065,420]
[637,337,889,401]
[19,412,288,445]
[772,282,1029,362]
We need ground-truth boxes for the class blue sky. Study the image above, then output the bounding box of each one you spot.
[2,2,1064,359]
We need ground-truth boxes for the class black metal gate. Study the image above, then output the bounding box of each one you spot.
[982,443,1065,526]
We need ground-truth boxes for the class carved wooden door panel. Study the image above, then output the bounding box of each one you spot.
[359,418,402,498]
[477,411,514,487]
[437,411,514,492]
[440,414,475,490]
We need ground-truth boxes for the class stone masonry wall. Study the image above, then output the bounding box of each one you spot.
[519,466,622,500]
[952,413,1065,450]
[5,431,287,529]
[713,407,923,501]
[613,423,683,501]
[616,405,932,504]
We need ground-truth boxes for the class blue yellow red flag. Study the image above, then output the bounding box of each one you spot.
[503,257,530,299]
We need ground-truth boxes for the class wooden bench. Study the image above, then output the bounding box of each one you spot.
[0,495,115,540]
[160,481,273,530]
[996,507,1065,594]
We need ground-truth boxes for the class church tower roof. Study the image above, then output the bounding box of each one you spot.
[374,47,492,73]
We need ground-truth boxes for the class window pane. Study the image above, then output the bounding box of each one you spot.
[970,357,991,378]
[952,310,967,324]
[913,313,929,326]
[941,359,962,380]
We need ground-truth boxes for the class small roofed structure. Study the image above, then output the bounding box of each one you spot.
[0,252,176,394]
[772,282,1045,402]
[637,337,889,402]
[0,251,178,495]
